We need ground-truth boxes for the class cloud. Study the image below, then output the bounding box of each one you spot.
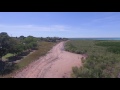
[92,15,120,23]
[92,16,113,22]
[81,15,120,26]
[0,24,70,32]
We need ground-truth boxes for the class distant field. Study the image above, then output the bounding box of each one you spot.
[0,41,55,78]
[65,40,120,78]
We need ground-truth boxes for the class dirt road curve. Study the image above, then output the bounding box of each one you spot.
[14,41,83,78]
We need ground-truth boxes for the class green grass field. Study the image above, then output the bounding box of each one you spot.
[2,53,14,61]
[65,40,120,78]
[0,41,55,78]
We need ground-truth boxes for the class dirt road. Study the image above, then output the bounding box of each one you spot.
[14,41,83,78]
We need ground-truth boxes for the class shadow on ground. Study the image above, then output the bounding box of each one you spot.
[0,50,35,76]
[7,51,31,62]
[0,61,18,76]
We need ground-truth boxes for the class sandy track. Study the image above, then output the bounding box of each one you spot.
[14,41,83,78]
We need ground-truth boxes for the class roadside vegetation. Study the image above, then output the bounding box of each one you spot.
[0,32,67,78]
[65,40,120,78]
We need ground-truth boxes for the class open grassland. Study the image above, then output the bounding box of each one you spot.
[0,41,55,78]
[65,40,120,78]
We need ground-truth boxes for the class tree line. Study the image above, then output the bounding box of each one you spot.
[0,32,68,61]
[0,32,68,76]
[39,37,68,42]
[0,32,39,61]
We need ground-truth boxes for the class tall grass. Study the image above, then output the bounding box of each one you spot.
[65,40,120,78]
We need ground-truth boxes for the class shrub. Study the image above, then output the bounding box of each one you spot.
[66,40,120,78]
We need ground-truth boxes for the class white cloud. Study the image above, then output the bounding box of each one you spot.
[0,24,70,32]
[92,16,112,22]
[92,15,120,23]
[81,15,120,26]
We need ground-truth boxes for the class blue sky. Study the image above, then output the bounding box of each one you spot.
[0,12,120,38]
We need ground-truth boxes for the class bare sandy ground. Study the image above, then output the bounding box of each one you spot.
[14,41,83,78]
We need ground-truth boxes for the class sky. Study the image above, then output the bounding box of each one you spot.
[0,12,120,38]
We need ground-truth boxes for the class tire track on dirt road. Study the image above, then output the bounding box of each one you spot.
[14,41,83,78]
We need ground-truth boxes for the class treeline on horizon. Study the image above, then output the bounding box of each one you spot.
[0,32,68,59]
[65,40,120,78]
[0,32,68,76]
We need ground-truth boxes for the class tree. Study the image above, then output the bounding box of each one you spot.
[23,36,37,44]
[19,36,38,51]
[0,32,11,60]
[40,37,43,41]
[19,35,25,40]
[9,38,24,55]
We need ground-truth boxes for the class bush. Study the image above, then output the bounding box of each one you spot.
[66,40,120,78]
